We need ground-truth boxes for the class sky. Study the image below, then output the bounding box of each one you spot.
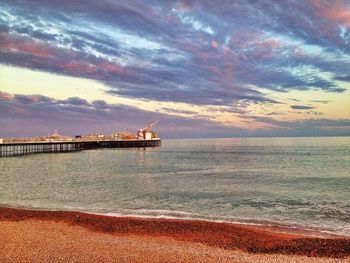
[0,0,350,138]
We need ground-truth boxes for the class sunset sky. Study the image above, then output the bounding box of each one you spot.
[1,0,350,138]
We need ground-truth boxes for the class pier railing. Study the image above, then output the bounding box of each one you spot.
[0,139,161,157]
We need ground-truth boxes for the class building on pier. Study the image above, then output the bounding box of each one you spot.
[137,121,159,140]
[78,132,105,141]
[111,132,137,140]
[44,130,73,142]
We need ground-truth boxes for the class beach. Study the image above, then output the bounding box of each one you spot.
[0,207,349,262]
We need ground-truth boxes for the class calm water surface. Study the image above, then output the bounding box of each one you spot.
[1,137,349,236]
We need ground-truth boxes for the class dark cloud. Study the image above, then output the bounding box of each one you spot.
[327,87,346,93]
[311,100,331,104]
[13,94,54,104]
[59,97,90,106]
[91,100,108,108]
[265,112,284,116]
[290,105,315,110]
[334,75,350,82]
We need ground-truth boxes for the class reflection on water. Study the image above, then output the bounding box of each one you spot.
[0,137,350,236]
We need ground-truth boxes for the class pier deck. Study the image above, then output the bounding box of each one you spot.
[0,139,161,157]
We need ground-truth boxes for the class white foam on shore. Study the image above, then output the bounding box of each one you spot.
[84,209,350,239]
[2,204,349,239]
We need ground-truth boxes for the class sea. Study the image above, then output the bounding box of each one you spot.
[0,137,349,237]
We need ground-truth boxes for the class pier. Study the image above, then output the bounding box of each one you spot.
[0,139,161,157]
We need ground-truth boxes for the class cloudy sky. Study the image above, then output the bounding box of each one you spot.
[1,0,350,138]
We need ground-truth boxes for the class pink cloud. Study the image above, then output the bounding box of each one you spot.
[312,0,350,28]
[55,60,133,81]
[0,92,13,101]
[211,40,219,49]
[57,61,96,74]
[0,33,52,57]
[176,0,197,13]
[229,32,262,49]
[98,62,123,74]
[257,38,282,49]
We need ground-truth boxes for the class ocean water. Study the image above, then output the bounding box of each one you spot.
[0,137,349,236]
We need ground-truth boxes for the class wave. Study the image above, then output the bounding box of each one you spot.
[87,208,350,238]
[2,202,349,238]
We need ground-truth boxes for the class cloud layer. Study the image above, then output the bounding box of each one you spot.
[1,0,350,137]
[2,1,350,103]
[1,92,349,138]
